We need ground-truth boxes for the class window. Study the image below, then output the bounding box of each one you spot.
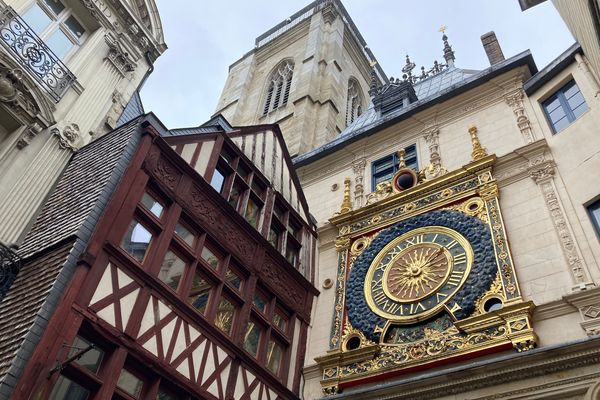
[588,199,600,237]
[48,333,106,399]
[243,291,291,377]
[49,375,90,400]
[371,144,418,191]
[117,368,144,398]
[140,192,164,218]
[542,79,588,134]
[121,219,153,262]
[268,199,305,270]
[69,336,104,373]
[158,250,186,291]
[346,78,363,127]
[22,0,87,59]
[263,60,294,115]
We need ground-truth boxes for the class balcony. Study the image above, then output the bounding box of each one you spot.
[0,5,77,102]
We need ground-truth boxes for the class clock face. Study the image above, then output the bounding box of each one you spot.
[346,210,497,343]
[364,226,473,323]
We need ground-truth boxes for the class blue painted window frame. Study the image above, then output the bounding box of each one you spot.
[542,79,588,134]
[371,144,418,191]
[588,198,600,238]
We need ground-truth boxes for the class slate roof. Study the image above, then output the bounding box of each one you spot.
[167,114,234,137]
[18,117,142,258]
[117,91,145,126]
[294,51,537,167]
[524,42,580,95]
[0,240,74,389]
[0,117,143,396]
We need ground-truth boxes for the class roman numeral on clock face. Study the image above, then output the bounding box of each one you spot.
[447,271,464,286]
[405,234,425,246]
[453,252,467,265]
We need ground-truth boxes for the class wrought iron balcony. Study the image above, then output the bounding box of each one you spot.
[0,242,21,303]
[0,5,77,102]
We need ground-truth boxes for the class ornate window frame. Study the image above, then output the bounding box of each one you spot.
[262,60,294,115]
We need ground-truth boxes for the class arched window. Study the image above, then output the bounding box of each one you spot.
[263,60,294,115]
[346,78,363,126]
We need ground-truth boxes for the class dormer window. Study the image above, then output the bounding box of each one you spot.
[22,0,87,60]
[346,78,363,126]
[263,60,294,115]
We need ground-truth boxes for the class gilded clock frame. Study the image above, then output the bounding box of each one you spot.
[316,155,537,396]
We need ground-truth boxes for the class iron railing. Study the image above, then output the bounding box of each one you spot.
[0,5,77,102]
[0,242,21,303]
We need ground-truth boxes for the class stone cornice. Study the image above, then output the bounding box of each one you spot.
[82,0,165,59]
[494,138,550,186]
[318,337,600,399]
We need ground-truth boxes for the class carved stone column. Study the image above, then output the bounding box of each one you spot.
[422,126,447,179]
[529,161,594,290]
[505,88,535,144]
[351,158,366,208]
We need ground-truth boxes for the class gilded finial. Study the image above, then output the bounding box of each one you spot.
[397,148,406,169]
[339,177,353,214]
[469,125,488,161]
[439,25,447,34]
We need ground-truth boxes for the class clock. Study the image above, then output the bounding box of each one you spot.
[347,210,497,342]
[364,226,473,323]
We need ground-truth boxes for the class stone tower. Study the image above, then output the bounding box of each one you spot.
[214,0,386,156]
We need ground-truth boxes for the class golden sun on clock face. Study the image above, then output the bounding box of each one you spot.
[364,226,473,323]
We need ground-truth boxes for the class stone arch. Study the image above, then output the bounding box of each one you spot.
[0,52,56,150]
[133,0,165,45]
[585,378,600,400]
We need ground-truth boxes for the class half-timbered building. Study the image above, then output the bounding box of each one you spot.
[0,113,317,399]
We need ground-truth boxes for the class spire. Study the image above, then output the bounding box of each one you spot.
[440,26,455,67]
[368,60,379,97]
[468,125,488,161]
[339,177,353,214]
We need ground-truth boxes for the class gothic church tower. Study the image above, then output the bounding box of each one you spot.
[214,0,386,156]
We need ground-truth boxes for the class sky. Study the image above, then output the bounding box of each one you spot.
[140,0,575,129]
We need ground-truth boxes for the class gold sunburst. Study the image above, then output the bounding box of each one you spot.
[385,244,450,301]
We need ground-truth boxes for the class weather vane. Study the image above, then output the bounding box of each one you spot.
[439,25,447,34]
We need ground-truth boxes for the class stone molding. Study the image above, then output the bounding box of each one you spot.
[51,123,81,151]
[81,0,163,58]
[564,287,600,336]
[421,125,448,179]
[104,32,138,76]
[16,122,43,149]
[104,90,126,129]
[504,86,535,144]
[351,158,366,208]
[304,338,600,400]
[527,160,594,290]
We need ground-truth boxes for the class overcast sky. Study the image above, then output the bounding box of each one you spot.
[140,0,574,129]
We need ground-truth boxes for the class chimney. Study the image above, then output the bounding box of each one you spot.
[481,31,505,66]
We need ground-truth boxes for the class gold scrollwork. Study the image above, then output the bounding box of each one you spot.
[474,273,505,315]
[335,236,351,251]
[444,197,488,223]
[341,320,376,352]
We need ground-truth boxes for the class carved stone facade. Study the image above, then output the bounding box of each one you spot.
[528,160,594,290]
[504,87,535,144]
[292,9,600,400]
[0,0,166,245]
